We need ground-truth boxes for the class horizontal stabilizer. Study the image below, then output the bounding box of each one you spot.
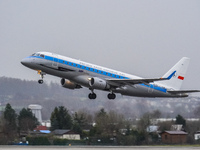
[167,90,200,94]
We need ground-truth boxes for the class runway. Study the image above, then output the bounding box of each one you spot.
[0,146,199,150]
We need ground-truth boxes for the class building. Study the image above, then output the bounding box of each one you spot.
[161,131,188,144]
[146,125,159,133]
[52,129,80,140]
[194,131,200,140]
[28,104,42,123]
[41,120,51,128]
[34,125,50,134]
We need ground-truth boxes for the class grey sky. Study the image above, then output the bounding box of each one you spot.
[0,0,200,92]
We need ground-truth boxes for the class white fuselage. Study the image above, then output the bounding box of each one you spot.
[21,52,188,98]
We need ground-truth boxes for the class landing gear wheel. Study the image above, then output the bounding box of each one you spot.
[38,79,44,84]
[37,70,46,84]
[108,93,116,100]
[88,93,97,99]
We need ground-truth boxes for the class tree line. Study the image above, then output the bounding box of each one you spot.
[0,103,38,144]
[50,106,200,145]
[1,103,200,145]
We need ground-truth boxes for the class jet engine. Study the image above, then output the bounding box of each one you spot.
[61,78,82,89]
[89,77,110,90]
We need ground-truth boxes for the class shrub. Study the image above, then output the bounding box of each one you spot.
[27,136,50,145]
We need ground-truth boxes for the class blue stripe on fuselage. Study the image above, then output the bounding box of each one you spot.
[141,83,167,93]
[31,55,167,93]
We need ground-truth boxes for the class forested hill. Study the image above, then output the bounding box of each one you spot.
[0,76,72,100]
[0,76,90,119]
[0,76,200,120]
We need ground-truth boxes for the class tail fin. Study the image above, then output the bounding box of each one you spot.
[161,57,190,90]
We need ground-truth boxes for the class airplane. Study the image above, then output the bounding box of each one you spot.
[21,52,200,99]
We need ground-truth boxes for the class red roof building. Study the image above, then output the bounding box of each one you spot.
[34,125,47,131]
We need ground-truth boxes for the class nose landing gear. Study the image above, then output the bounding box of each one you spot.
[38,79,44,84]
[37,70,46,84]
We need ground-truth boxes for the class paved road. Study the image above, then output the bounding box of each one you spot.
[0,146,199,150]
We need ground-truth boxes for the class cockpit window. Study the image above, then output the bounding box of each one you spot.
[40,54,45,58]
[31,53,39,56]
[31,53,44,57]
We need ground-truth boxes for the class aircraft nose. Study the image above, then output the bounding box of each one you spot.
[21,58,31,66]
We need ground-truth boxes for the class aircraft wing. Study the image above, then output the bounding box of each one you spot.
[107,77,169,86]
[107,70,176,86]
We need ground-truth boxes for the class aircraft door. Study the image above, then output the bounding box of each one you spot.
[148,84,154,93]
[52,54,58,68]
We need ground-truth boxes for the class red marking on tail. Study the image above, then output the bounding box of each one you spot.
[178,76,184,80]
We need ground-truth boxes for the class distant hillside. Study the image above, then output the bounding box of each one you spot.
[0,76,200,120]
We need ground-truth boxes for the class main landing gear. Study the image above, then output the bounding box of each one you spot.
[88,88,97,99]
[88,89,116,100]
[107,93,116,100]
[88,93,97,99]
[37,70,46,84]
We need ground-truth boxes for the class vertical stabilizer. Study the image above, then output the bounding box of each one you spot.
[160,57,190,90]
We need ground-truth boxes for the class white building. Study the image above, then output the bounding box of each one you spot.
[194,131,200,140]
[52,129,80,140]
[28,104,42,123]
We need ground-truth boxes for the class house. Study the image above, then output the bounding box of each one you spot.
[160,131,188,144]
[146,125,159,133]
[34,125,51,134]
[34,125,48,131]
[194,131,200,140]
[52,129,80,140]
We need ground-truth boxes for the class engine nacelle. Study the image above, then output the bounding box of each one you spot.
[61,78,82,89]
[89,77,110,90]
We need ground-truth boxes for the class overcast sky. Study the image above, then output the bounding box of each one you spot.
[0,0,200,92]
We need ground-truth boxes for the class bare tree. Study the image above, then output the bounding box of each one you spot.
[194,105,200,118]
[158,121,174,132]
